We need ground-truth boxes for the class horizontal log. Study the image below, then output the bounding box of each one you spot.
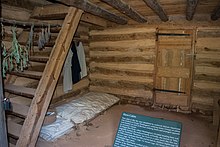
[90,62,154,72]
[90,67,153,77]
[192,95,213,106]
[0,18,61,28]
[196,52,220,61]
[90,73,153,84]
[101,0,147,23]
[90,50,154,58]
[90,85,153,99]
[2,4,31,21]
[195,66,220,76]
[194,80,220,91]
[194,74,220,82]
[90,27,155,36]
[55,0,127,24]
[90,56,154,64]
[197,29,220,38]
[90,33,155,42]
[196,38,220,49]
[90,39,155,48]
[192,103,213,111]
[195,60,220,68]
[90,80,152,91]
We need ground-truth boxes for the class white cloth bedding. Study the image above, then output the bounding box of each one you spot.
[40,92,119,141]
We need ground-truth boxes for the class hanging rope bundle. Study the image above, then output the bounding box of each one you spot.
[38,24,51,50]
[2,26,29,78]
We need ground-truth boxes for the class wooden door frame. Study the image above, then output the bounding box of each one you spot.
[153,28,196,110]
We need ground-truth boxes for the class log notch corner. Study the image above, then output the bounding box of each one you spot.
[186,0,199,20]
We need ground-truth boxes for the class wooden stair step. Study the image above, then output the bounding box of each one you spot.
[29,56,49,63]
[4,84,35,98]
[10,102,29,117]
[10,71,43,80]
[9,96,31,117]
[7,120,22,139]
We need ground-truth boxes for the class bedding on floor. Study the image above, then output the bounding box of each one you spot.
[40,92,120,141]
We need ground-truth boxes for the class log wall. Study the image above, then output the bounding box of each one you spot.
[192,28,220,112]
[89,25,220,112]
[89,27,156,105]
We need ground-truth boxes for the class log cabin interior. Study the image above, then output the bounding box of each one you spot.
[0,0,220,147]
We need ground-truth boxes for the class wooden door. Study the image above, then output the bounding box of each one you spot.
[154,29,194,107]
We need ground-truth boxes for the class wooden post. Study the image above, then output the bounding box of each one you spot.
[16,7,83,147]
[0,46,8,147]
[101,0,147,23]
[186,0,199,20]
[55,0,128,24]
[142,0,168,22]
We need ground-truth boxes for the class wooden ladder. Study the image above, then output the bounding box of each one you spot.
[5,7,83,147]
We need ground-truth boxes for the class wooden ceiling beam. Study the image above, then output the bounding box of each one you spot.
[55,0,128,24]
[31,4,107,27]
[101,0,147,23]
[186,0,199,20]
[211,5,220,21]
[142,0,168,22]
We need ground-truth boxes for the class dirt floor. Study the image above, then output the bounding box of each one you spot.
[36,104,215,147]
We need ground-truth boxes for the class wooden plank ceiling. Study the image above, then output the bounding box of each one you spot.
[2,0,220,24]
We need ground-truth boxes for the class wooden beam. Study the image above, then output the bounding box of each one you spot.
[101,0,147,23]
[31,4,107,27]
[55,0,127,24]
[16,7,83,147]
[186,0,199,20]
[81,13,107,27]
[142,0,168,22]
[211,5,220,20]
[0,48,8,147]
[0,18,61,28]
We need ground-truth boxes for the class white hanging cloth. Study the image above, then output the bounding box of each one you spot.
[63,49,73,93]
[76,42,87,78]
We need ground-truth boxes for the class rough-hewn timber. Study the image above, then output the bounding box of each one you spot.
[186,0,199,20]
[101,0,147,23]
[55,0,127,24]
[142,0,168,21]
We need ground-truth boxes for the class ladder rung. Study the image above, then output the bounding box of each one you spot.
[5,84,35,98]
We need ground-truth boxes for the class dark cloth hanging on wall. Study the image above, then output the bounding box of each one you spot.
[71,42,81,84]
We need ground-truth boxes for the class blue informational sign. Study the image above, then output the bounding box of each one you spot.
[114,112,182,147]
